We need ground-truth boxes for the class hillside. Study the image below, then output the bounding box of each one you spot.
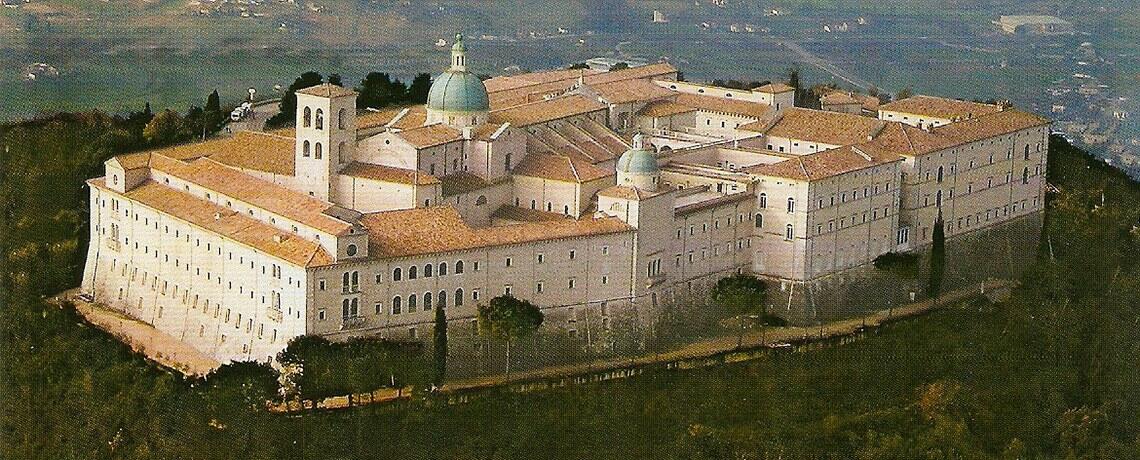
[2,110,1139,458]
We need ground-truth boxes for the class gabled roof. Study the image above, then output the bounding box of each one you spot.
[340,162,440,186]
[149,155,354,235]
[360,206,632,258]
[673,93,771,119]
[296,83,357,98]
[753,83,795,94]
[394,123,462,148]
[597,185,667,201]
[743,143,902,181]
[589,79,676,104]
[820,92,861,105]
[488,95,607,127]
[879,95,1004,120]
[752,107,885,146]
[636,100,697,118]
[92,179,333,267]
[512,153,614,183]
[207,131,295,176]
[439,171,496,196]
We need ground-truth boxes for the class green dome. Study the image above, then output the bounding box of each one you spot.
[616,135,659,174]
[426,71,489,113]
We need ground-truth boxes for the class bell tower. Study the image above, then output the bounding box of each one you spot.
[294,83,357,200]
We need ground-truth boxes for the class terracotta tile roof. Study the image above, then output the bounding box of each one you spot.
[93,179,332,267]
[590,79,676,104]
[488,95,607,127]
[395,123,462,148]
[490,205,571,223]
[743,143,902,181]
[474,122,508,141]
[597,185,667,201]
[360,206,632,258]
[391,106,428,129]
[356,107,407,131]
[111,152,153,170]
[439,172,496,196]
[340,162,440,185]
[149,155,353,235]
[674,93,771,118]
[206,131,295,176]
[821,92,861,105]
[754,83,795,94]
[512,152,614,183]
[866,122,951,156]
[483,68,602,93]
[637,100,697,117]
[675,191,754,216]
[295,83,357,98]
[757,108,885,146]
[487,63,678,110]
[879,95,1004,120]
[932,108,1049,144]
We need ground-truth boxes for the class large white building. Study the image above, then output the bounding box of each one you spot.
[81,35,1050,363]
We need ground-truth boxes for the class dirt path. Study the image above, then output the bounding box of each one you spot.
[55,290,221,377]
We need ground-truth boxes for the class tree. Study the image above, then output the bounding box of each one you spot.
[609,62,630,71]
[478,295,543,377]
[567,62,589,70]
[406,73,432,105]
[265,71,323,128]
[357,72,407,109]
[787,66,819,108]
[896,86,914,101]
[201,362,279,413]
[432,301,448,387]
[928,212,946,299]
[142,109,187,145]
[327,73,343,86]
[711,274,768,348]
[205,89,222,132]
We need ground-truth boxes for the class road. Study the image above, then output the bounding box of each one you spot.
[221,99,281,136]
[779,40,875,91]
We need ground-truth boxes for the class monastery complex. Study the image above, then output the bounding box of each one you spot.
[81,35,1050,363]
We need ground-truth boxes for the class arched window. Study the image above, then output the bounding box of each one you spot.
[785,224,794,240]
[314,142,322,159]
[1022,167,1029,184]
[438,290,447,308]
[759,193,767,208]
[936,190,943,207]
[392,267,402,281]
[408,294,417,311]
[392,296,402,314]
[438,262,447,276]
[937,166,944,183]
[423,292,432,310]
[505,153,512,170]
[303,140,311,157]
[424,263,433,277]
[351,271,358,290]
[338,108,347,129]
[530,200,536,210]
[342,272,350,290]
[303,107,311,127]
[1024,144,1030,158]
[342,299,350,318]
[350,298,358,316]
[754,213,763,228]
[455,288,464,306]
[409,265,417,279]
[475,195,487,206]
[315,109,324,130]
[455,260,464,274]
[786,197,795,213]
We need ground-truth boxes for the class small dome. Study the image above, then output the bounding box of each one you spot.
[616,134,659,175]
[426,71,489,113]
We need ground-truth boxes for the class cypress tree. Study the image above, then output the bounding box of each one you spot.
[432,303,448,387]
[929,212,946,299]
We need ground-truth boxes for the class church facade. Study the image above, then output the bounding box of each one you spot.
[81,35,1050,363]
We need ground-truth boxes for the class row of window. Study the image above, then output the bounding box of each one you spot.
[322,288,473,320]
[922,143,1042,183]
[300,107,348,130]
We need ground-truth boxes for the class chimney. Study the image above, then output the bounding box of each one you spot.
[273,234,286,243]
[214,212,221,221]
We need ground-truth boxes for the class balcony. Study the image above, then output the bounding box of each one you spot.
[266,307,283,323]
